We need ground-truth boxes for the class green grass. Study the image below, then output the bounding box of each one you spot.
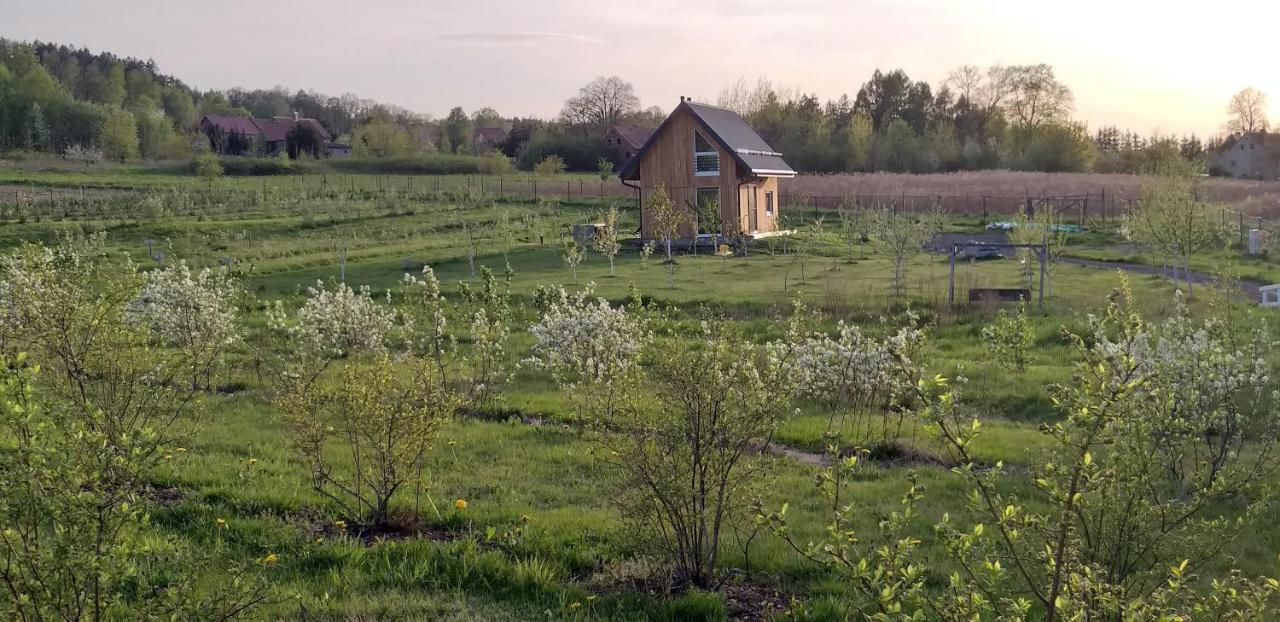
[3,171,1279,619]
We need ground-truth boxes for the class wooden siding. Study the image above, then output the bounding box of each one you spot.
[635,108,741,238]
[735,176,779,235]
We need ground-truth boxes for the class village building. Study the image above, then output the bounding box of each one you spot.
[1210,132,1280,180]
[619,98,795,239]
[604,124,651,165]
[199,113,331,158]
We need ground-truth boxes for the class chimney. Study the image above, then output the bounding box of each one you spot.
[679,96,685,103]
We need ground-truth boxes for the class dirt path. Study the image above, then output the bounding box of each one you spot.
[1057,256,1266,302]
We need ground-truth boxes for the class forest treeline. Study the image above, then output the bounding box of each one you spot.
[0,39,1229,175]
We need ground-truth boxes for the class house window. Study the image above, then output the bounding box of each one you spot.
[694,131,719,176]
[695,187,721,234]
[765,191,774,216]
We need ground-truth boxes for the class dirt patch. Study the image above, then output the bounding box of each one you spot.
[862,440,952,468]
[302,509,457,546]
[756,440,952,469]
[723,582,792,622]
[142,483,187,506]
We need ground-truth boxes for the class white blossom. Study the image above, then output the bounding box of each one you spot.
[126,261,240,351]
[527,284,649,387]
[271,280,395,359]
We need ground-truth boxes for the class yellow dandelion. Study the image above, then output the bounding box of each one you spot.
[315,537,323,544]
[247,457,258,465]
[334,520,346,530]
[520,514,531,523]
[447,440,457,447]
[586,595,597,602]
[175,447,187,453]
[454,499,468,510]
[164,453,174,460]
[261,553,278,566]
[569,602,581,610]
[215,517,226,528]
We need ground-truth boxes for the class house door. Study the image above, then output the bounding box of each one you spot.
[747,186,758,233]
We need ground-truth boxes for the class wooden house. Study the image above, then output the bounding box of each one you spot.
[604,125,652,166]
[619,98,795,239]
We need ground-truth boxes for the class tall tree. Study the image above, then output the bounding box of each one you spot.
[99,107,138,162]
[854,69,913,129]
[559,76,640,135]
[470,106,506,131]
[1005,64,1072,128]
[1226,87,1268,134]
[444,106,471,153]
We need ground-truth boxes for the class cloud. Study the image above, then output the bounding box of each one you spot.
[437,31,602,45]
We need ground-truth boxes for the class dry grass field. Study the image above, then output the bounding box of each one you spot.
[781,171,1280,217]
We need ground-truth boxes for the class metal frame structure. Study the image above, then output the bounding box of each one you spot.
[948,241,1049,308]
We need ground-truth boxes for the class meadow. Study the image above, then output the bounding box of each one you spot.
[1,170,1279,621]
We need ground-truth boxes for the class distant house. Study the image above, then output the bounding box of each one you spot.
[327,142,353,157]
[604,125,651,166]
[471,127,508,150]
[1210,132,1280,180]
[619,98,795,239]
[199,113,331,158]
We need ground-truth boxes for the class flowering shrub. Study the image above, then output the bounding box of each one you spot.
[268,280,395,360]
[769,303,927,444]
[459,267,513,409]
[128,261,241,354]
[0,236,261,619]
[527,284,649,389]
[922,280,1280,619]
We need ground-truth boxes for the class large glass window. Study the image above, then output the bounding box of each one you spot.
[765,191,775,215]
[694,131,719,176]
[696,187,721,234]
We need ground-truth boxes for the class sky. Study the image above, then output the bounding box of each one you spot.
[3,0,1278,137]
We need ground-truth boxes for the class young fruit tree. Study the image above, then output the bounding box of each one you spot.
[837,197,871,262]
[1125,176,1226,296]
[593,204,622,276]
[981,297,1034,372]
[870,204,942,297]
[646,182,685,289]
[562,237,585,284]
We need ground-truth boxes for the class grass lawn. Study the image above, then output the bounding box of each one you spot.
[3,175,1278,619]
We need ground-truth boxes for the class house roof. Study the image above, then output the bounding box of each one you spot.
[618,100,795,180]
[201,114,260,136]
[201,115,330,142]
[608,125,651,150]
[257,117,330,143]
